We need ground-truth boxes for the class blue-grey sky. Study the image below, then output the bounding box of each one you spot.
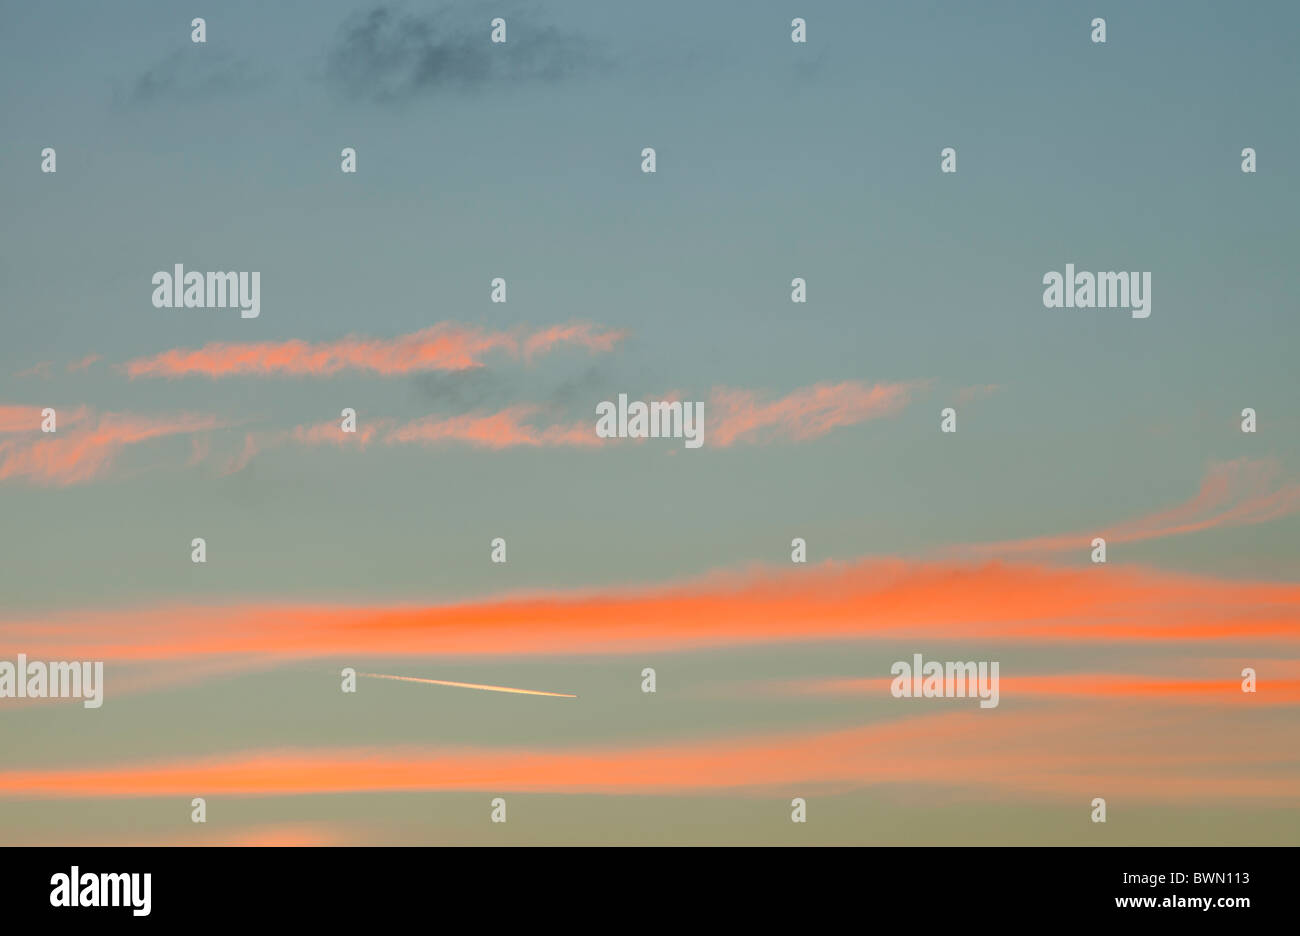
[0,1,1297,845]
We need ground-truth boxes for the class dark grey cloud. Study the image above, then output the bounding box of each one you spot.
[412,369,516,411]
[548,366,616,409]
[411,364,624,415]
[326,4,606,102]
[124,50,267,106]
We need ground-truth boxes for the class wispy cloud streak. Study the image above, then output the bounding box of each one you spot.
[123,322,626,378]
[963,458,1300,556]
[709,380,924,446]
[67,354,102,373]
[0,709,1292,803]
[770,670,1300,706]
[0,411,230,485]
[6,557,1299,664]
[0,405,89,434]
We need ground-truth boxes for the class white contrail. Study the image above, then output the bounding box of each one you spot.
[358,672,577,698]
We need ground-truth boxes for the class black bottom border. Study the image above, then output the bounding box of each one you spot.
[0,845,1288,924]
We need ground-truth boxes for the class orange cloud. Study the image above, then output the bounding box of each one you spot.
[521,323,626,359]
[292,420,385,447]
[383,407,597,449]
[10,822,351,847]
[218,421,380,474]
[67,354,102,373]
[6,557,1299,665]
[773,668,1300,706]
[196,823,349,846]
[14,362,51,379]
[242,409,595,466]
[123,322,627,378]
[0,411,229,485]
[964,458,1300,556]
[0,405,88,434]
[708,380,923,446]
[186,435,212,467]
[224,379,927,469]
[954,383,1002,405]
[0,709,1292,803]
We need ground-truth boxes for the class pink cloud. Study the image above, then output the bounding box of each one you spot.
[0,411,230,485]
[67,354,102,373]
[963,458,1300,557]
[954,383,1002,405]
[14,362,51,379]
[708,380,923,446]
[123,322,627,378]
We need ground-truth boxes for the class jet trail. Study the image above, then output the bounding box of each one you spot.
[358,672,576,698]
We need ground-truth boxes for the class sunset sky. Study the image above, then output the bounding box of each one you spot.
[1,0,1297,845]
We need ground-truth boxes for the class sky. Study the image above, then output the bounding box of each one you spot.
[0,0,1297,845]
